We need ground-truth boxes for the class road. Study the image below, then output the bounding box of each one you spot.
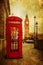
[0,43,43,65]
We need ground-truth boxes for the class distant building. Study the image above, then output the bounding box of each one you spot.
[24,14,29,39]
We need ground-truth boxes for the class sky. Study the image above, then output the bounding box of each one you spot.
[9,0,43,38]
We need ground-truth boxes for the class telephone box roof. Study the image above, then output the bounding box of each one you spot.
[6,16,22,22]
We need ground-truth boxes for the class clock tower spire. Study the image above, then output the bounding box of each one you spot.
[24,14,29,39]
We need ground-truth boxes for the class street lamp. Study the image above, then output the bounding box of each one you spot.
[35,22,38,39]
[34,16,36,35]
[34,22,38,48]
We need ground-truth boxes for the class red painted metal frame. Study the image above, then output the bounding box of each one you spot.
[6,16,22,58]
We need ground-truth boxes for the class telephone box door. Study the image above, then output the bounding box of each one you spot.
[6,16,22,58]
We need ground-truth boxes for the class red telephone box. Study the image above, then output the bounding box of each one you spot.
[6,16,22,58]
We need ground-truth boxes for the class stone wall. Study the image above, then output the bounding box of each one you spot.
[0,0,10,55]
[0,3,4,38]
[0,0,10,39]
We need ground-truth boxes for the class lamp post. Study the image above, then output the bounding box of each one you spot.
[34,16,36,37]
[35,22,38,39]
[34,22,38,48]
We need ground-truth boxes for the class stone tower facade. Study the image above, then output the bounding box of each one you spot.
[24,14,29,39]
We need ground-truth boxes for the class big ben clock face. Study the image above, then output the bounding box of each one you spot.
[26,21,28,24]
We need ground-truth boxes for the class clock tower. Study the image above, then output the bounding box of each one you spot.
[24,14,29,39]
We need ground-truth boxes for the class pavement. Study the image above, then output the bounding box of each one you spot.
[0,43,43,65]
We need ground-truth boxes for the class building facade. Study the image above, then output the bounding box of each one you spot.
[0,0,10,53]
[24,14,29,39]
[0,0,10,39]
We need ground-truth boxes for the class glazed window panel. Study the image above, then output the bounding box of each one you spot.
[10,27,19,51]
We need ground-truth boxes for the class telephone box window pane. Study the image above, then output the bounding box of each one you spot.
[10,27,19,51]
